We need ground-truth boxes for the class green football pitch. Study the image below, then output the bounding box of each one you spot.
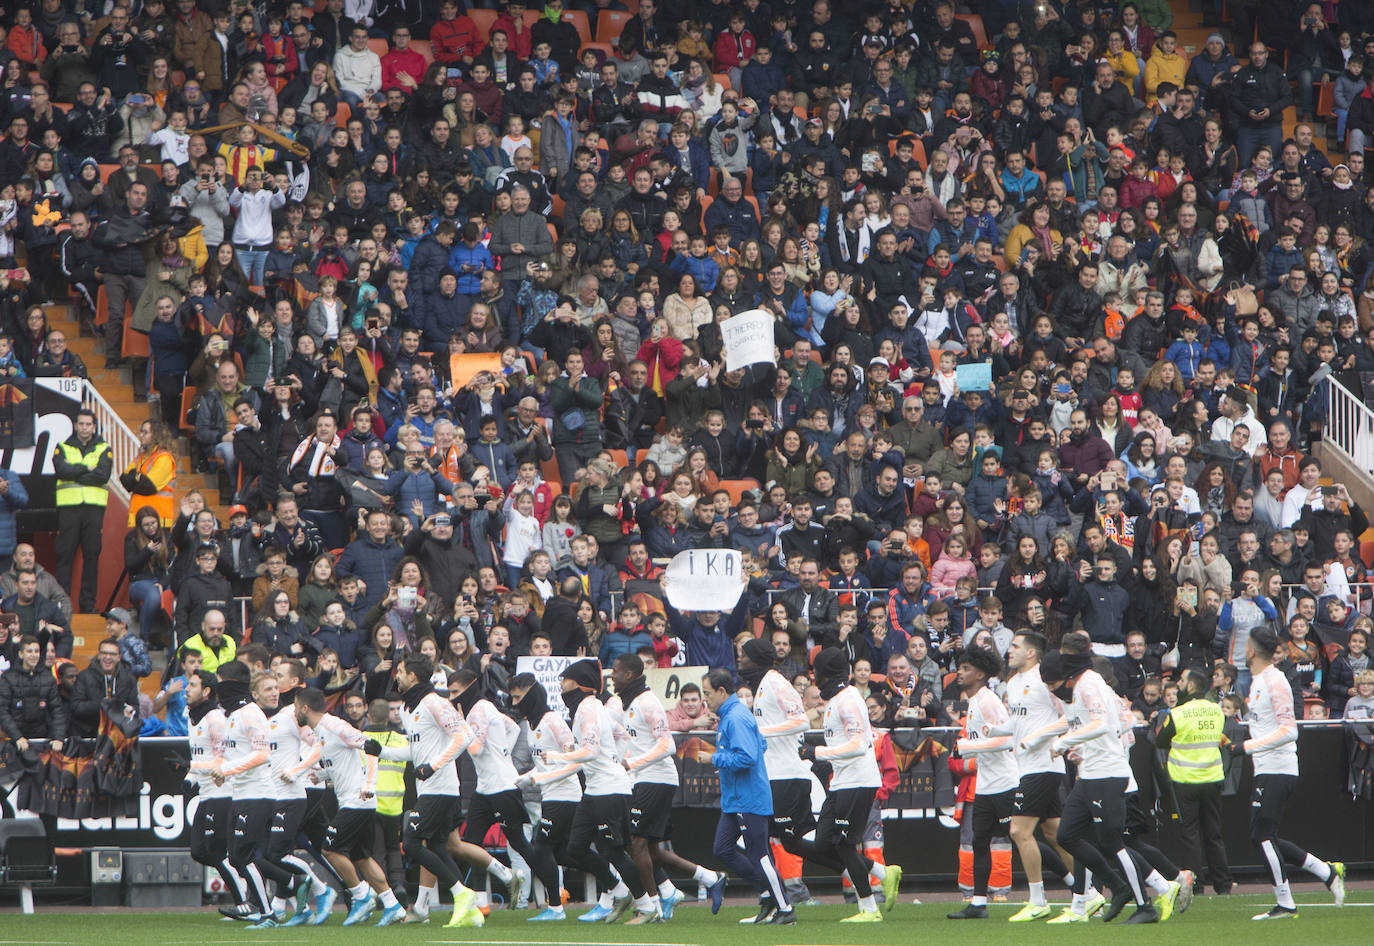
[3,893,1371,945]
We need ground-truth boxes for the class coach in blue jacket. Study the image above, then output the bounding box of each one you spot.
[705,668,794,925]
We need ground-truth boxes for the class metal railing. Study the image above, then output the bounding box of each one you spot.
[82,379,138,504]
[1324,373,1374,474]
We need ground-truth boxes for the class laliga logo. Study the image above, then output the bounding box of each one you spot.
[57,782,192,841]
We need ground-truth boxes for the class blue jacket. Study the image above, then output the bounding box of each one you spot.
[712,693,772,815]
[669,253,720,293]
[558,562,613,617]
[667,140,712,193]
[667,603,744,672]
[1165,338,1204,381]
[448,242,494,295]
[0,469,29,555]
[703,196,761,245]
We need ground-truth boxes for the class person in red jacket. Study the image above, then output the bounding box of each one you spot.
[380,25,428,93]
[432,0,485,75]
[713,12,756,89]
[494,0,534,60]
[261,15,298,82]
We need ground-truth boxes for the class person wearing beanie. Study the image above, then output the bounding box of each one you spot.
[1026,637,1160,925]
[539,658,658,923]
[1239,627,1346,919]
[792,648,902,922]
[609,653,724,921]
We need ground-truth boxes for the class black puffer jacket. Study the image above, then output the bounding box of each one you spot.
[0,664,67,741]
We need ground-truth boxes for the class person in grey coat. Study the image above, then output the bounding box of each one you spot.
[177,158,232,246]
[488,185,554,286]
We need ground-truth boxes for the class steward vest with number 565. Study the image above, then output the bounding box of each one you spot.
[54,436,111,507]
[370,728,409,816]
[1166,698,1225,784]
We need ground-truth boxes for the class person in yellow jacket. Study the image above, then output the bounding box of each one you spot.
[1154,668,1232,894]
[366,699,410,907]
[52,408,112,613]
[120,419,178,526]
[1103,30,1142,94]
[1144,32,1189,108]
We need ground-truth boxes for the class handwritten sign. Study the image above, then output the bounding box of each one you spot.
[954,362,992,394]
[514,655,608,720]
[662,549,746,611]
[720,309,775,372]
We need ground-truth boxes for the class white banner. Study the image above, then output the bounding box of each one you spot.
[514,655,587,720]
[720,309,775,372]
[661,549,746,612]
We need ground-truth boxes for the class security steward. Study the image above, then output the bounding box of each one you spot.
[1154,668,1232,895]
[366,698,410,910]
[52,408,112,613]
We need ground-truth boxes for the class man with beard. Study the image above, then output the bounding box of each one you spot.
[794,648,901,923]
[366,652,484,927]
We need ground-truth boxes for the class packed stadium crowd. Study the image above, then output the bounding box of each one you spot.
[0,0,1373,930]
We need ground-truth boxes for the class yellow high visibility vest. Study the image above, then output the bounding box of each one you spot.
[54,439,111,507]
[1166,699,1225,784]
[371,728,408,816]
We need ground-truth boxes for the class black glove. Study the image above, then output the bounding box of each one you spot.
[415,762,436,780]
[1225,739,1246,757]
[363,739,382,756]
[798,744,817,762]
[168,751,190,773]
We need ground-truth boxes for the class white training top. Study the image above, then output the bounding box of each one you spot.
[224,702,275,799]
[1006,666,1066,776]
[1246,664,1300,777]
[465,699,521,794]
[754,669,812,781]
[820,685,880,791]
[385,691,467,797]
[617,690,679,787]
[528,711,583,803]
[959,686,1019,795]
[314,713,375,810]
[572,696,632,797]
[1053,669,1130,780]
[267,706,313,801]
[189,706,231,799]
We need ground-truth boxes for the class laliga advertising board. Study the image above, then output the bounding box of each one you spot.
[0,376,83,530]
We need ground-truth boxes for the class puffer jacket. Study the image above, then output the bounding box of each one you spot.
[0,663,67,741]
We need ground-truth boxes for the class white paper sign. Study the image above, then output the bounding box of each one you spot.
[662,549,746,612]
[720,309,775,372]
[515,655,579,720]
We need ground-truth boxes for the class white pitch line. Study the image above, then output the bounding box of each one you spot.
[430,941,701,945]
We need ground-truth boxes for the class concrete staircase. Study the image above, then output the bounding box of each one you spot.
[48,301,232,698]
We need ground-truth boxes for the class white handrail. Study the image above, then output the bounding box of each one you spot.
[82,379,137,504]
[1324,374,1374,474]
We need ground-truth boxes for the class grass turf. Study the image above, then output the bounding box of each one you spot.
[2,892,1369,945]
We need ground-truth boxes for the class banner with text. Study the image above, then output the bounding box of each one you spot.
[662,548,746,612]
[720,309,775,372]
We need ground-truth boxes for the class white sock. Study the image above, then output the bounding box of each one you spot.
[488,859,513,883]
[870,861,887,882]
[272,896,288,915]
[379,889,398,909]
[693,866,719,886]
[310,875,327,896]
[475,891,490,909]
[546,904,565,916]
[1063,872,1074,888]
[970,895,987,907]
[1145,869,1170,897]
[450,879,470,895]
[633,894,658,914]
[658,880,679,900]
[1276,880,1295,910]
[858,894,878,913]
[349,882,369,901]
[1029,881,1046,907]
[1070,893,1086,914]
[1303,854,1333,883]
[598,891,614,909]
[414,885,433,915]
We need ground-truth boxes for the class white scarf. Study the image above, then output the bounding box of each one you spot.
[291,434,342,477]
